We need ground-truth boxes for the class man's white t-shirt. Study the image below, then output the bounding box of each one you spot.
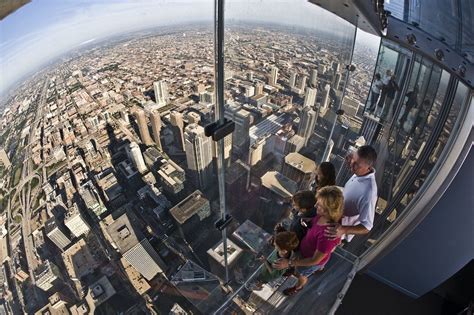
[342,171,378,241]
[372,79,382,94]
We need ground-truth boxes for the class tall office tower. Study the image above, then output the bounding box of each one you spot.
[45,218,71,251]
[0,148,11,168]
[120,110,130,124]
[135,110,153,146]
[170,111,185,150]
[150,110,162,150]
[153,80,168,108]
[232,109,252,153]
[200,91,215,104]
[297,106,318,147]
[282,152,317,190]
[255,82,264,95]
[289,71,297,88]
[81,183,107,218]
[213,134,232,168]
[35,261,62,292]
[299,75,307,91]
[64,205,90,238]
[333,61,341,74]
[269,66,279,85]
[107,212,165,281]
[322,84,331,110]
[247,71,254,81]
[303,87,317,107]
[319,64,327,74]
[127,142,147,173]
[184,124,214,190]
[310,69,318,87]
[334,73,342,90]
[360,114,383,145]
[285,134,305,154]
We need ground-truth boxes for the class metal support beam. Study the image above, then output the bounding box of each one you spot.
[213,0,230,284]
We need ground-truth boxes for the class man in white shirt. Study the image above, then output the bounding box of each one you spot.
[325,145,378,241]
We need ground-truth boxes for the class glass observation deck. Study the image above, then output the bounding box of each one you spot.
[0,1,472,314]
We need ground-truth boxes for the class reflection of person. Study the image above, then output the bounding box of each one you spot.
[399,85,419,127]
[325,145,378,242]
[380,75,400,120]
[250,231,299,291]
[368,73,383,112]
[273,186,344,296]
[376,70,392,110]
[313,162,336,193]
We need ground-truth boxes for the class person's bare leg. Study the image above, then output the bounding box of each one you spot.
[295,275,308,289]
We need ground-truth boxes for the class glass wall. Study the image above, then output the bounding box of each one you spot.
[345,39,471,255]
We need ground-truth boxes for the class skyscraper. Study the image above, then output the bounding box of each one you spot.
[45,218,71,251]
[303,87,317,107]
[269,66,279,86]
[107,212,165,281]
[127,142,147,173]
[35,261,62,292]
[170,111,185,151]
[282,152,317,190]
[310,69,318,87]
[150,110,162,150]
[289,71,297,88]
[334,73,342,90]
[297,106,318,147]
[64,205,90,238]
[319,64,326,74]
[153,80,168,108]
[135,110,153,146]
[184,124,214,190]
[255,82,264,95]
[0,148,11,168]
[299,75,307,91]
[322,84,331,110]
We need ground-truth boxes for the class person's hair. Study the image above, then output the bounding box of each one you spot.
[274,231,299,251]
[292,190,316,210]
[317,162,336,188]
[357,145,377,167]
[316,186,344,223]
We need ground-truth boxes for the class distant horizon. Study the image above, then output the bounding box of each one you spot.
[0,0,380,100]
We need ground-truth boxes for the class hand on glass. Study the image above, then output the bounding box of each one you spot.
[272,258,289,270]
[324,223,345,240]
[257,255,266,262]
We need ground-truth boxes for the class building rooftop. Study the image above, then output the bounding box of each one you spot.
[169,190,209,225]
[284,152,316,174]
[106,212,144,254]
[261,171,298,198]
[62,238,99,279]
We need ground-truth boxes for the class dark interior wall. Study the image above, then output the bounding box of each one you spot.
[367,146,474,298]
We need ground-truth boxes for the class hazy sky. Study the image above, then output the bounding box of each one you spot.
[0,0,380,97]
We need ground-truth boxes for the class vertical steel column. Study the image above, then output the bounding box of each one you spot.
[321,23,358,163]
[214,0,229,284]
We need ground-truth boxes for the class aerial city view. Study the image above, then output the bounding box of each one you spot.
[0,1,380,314]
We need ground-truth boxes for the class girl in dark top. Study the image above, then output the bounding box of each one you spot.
[314,162,336,192]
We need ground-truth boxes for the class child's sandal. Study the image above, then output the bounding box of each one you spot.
[283,285,302,296]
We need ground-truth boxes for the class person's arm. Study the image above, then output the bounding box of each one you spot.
[324,223,369,239]
[259,256,274,273]
[273,250,326,270]
[325,192,376,239]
